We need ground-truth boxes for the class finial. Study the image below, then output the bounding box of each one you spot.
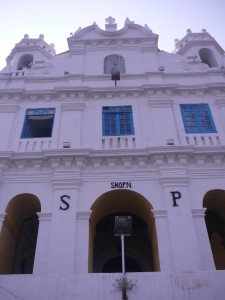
[202,29,206,33]
[105,16,115,25]
[186,29,192,34]
[39,34,44,40]
[24,34,29,39]
[125,18,132,25]
[105,16,117,31]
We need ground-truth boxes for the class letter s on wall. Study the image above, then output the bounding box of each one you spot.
[59,195,70,210]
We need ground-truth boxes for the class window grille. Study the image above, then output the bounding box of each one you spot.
[180,104,217,134]
[102,106,134,136]
[104,54,126,74]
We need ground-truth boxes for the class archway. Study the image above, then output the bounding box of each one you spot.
[203,189,225,270]
[199,48,218,68]
[17,54,33,70]
[89,190,159,273]
[0,193,41,274]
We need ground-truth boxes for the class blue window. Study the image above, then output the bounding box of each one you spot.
[102,106,134,136]
[180,104,216,134]
[21,108,55,138]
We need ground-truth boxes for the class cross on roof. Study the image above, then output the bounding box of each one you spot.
[105,16,115,25]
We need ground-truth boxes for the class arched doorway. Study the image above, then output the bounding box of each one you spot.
[203,189,225,270]
[89,190,159,273]
[0,193,41,274]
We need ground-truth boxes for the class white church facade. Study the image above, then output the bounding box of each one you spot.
[0,17,225,299]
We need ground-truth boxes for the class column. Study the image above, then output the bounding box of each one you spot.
[192,208,215,270]
[33,213,52,274]
[152,209,174,271]
[74,210,92,273]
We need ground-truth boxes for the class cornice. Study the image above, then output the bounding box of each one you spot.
[0,146,225,176]
[0,103,19,113]
[0,78,225,101]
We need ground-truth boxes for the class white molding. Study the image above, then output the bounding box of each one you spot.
[37,212,52,221]
[76,210,92,220]
[192,208,206,217]
[0,213,6,222]
[0,103,19,113]
[61,102,85,111]
[151,209,167,218]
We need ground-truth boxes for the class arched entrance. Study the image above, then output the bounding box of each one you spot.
[0,193,41,274]
[203,189,225,270]
[89,190,159,273]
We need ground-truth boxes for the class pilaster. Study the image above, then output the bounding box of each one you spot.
[33,212,52,274]
[192,208,215,270]
[46,174,81,274]
[159,175,203,271]
[152,209,174,271]
[58,100,85,149]
[74,210,92,273]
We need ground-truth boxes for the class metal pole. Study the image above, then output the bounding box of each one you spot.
[121,234,125,274]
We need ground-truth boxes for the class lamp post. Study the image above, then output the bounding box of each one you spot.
[114,216,132,275]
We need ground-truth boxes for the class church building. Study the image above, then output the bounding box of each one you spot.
[0,17,224,299]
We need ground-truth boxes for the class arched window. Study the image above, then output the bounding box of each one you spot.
[104,54,126,74]
[0,194,41,274]
[199,48,218,68]
[203,189,225,270]
[17,54,34,70]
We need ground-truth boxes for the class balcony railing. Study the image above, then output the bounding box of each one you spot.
[18,139,52,152]
[101,136,136,149]
[184,134,221,146]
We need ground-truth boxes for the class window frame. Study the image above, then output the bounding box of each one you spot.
[21,108,55,139]
[102,106,134,136]
[180,103,217,134]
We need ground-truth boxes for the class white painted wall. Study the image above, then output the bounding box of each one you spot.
[0,272,225,300]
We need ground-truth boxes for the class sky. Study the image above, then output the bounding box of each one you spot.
[0,0,224,70]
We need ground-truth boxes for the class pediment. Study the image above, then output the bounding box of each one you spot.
[67,22,158,49]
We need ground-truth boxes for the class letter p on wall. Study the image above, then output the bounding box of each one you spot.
[170,191,181,207]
